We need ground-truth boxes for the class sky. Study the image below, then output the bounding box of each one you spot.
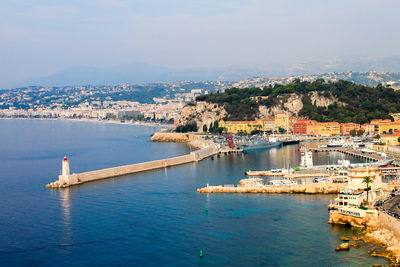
[1,0,400,87]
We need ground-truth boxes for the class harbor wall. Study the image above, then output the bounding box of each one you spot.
[48,143,218,188]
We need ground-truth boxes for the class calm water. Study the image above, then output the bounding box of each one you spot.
[0,119,388,266]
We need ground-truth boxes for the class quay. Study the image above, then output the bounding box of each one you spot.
[246,169,330,178]
[46,133,219,188]
[197,178,341,194]
[312,147,383,162]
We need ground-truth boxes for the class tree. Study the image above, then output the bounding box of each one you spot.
[356,129,365,136]
[203,124,207,132]
[397,136,400,144]
[376,134,381,139]
[349,129,357,136]
[362,176,374,206]
[278,127,286,134]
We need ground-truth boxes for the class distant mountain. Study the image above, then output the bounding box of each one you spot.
[287,56,400,75]
[21,63,258,87]
[19,56,400,88]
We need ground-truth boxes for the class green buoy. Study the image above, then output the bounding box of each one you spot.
[200,249,204,257]
[205,206,208,213]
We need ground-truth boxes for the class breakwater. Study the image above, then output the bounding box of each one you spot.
[245,169,330,178]
[46,133,218,188]
[197,178,342,194]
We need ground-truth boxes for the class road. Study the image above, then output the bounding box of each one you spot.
[382,195,400,216]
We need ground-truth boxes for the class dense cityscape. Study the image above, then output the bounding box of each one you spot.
[1,71,400,123]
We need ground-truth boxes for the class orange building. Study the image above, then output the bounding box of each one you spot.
[293,119,315,135]
[340,123,361,136]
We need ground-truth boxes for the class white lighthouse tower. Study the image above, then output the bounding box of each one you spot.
[62,156,70,176]
[58,156,78,185]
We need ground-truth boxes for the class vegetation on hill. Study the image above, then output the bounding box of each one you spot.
[195,79,398,124]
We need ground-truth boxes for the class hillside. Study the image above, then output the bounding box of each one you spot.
[176,79,400,130]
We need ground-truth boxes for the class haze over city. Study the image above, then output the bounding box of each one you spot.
[2,0,400,88]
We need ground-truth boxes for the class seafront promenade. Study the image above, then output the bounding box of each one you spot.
[46,133,218,188]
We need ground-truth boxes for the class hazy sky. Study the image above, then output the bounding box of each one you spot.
[1,0,400,86]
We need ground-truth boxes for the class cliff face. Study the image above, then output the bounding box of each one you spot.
[328,210,379,229]
[175,101,227,131]
[258,94,303,118]
[175,92,343,131]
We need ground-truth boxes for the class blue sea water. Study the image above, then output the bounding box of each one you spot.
[0,119,388,266]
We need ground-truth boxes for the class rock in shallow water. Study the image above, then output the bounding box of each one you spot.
[340,236,350,241]
[335,243,350,251]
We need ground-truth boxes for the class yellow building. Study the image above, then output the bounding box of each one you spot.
[376,122,400,134]
[361,124,375,135]
[219,120,263,134]
[317,122,341,136]
[274,113,288,129]
[263,119,275,132]
[381,131,400,146]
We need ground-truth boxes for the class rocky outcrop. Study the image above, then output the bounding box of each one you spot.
[175,92,346,130]
[340,236,350,241]
[45,180,69,188]
[174,102,227,132]
[328,210,379,229]
[258,94,303,118]
[335,243,350,251]
[197,178,341,194]
[151,132,214,149]
[308,91,343,108]
[363,229,400,264]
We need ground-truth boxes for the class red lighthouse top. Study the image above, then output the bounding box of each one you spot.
[63,156,68,162]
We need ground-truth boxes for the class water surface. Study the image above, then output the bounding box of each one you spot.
[0,119,388,266]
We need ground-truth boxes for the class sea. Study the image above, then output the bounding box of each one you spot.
[0,119,388,266]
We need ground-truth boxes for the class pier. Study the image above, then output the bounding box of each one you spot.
[46,143,219,188]
[311,147,383,162]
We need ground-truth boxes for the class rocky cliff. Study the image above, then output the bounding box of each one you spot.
[151,132,214,149]
[175,92,342,131]
[328,210,379,229]
[175,101,227,132]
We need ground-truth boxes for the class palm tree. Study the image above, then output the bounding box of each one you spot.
[362,176,374,206]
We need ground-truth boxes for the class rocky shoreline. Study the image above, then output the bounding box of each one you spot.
[329,210,400,265]
[151,132,214,150]
[197,178,341,194]
[362,228,400,265]
[329,210,380,229]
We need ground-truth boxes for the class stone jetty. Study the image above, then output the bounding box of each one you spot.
[197,178,342,194]
[46,133,218,188]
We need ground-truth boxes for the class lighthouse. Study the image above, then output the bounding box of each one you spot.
[58,156,78,185]
[62,156,70,176]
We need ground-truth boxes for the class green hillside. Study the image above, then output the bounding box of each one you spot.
[195,79,399,124]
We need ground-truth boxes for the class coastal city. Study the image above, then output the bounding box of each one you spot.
[4,1,400,266]
[1,71,400,123]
